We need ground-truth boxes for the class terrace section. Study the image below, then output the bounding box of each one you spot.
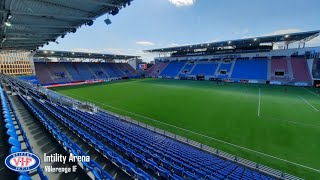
[190,62,219,76]
[291,57,312,82]
[160,61,186,77]
[231,59,268,80]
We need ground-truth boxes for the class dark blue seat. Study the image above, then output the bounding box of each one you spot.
[144,159,158,172]
[184,171,198,180]
[171,164,184,177]
[170,174,184,180]
[156,166,170,179]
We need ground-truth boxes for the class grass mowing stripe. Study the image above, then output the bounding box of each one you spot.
[299,96,319,112]
[259,115,320,128]
[60,90,320,174]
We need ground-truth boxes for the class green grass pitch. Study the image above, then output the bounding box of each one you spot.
[52,78,320,179]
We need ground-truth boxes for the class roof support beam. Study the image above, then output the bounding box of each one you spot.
[3,40,48,44]
[0,10,94,20]
[1,23,78,29]
[5,37,53,40]
[87,0,120,8]
[4,32,63,35]
[18,0,95,14]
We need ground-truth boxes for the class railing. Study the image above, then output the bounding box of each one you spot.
[98,108,303,180]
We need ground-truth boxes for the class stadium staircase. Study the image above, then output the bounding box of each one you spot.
[160,61,186,77]
[7,93,90,180]
[286,58,294,80]
[189,62,197,74]
[214,61,222,77]
[267,60,272,80]
[216,62,232,79]
[147,62,169,77]
[86,64,99,79]
[228,61,236,78]
[179,63,195,76]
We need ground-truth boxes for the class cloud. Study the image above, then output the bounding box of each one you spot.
[241,28,302,39]
[232,28,249,35]
[70,48,101,53]
[263,28,301,36]
[168,43,179,47]
[168,0,196,7]
[136,41,155,46]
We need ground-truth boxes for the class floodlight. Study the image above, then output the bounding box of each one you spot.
[7,12,12,19]
[253,38,257,41]
[285,35,290,38]
[104,18,112,25]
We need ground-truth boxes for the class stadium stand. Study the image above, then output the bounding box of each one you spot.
[190,62,219,76]
[312,58,320,78]
[270,57,290,81]
[215,61,234,78]
[291,57,312,82]
[179,63,195,76]
[147,62,169,77]
[1,74,280,180]
[231,59,268,80]
[147,56,314,84]
[34,62,139,85]
[160,61,186,77]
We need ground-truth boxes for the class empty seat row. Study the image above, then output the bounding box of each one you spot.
[32,97,153,180]
[48,98,273,180]
[0,86,42,180]
[18,94,114,180]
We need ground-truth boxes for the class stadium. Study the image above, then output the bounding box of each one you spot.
[0,0,319,180]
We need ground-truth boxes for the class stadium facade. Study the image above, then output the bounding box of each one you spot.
[146,31,320,87]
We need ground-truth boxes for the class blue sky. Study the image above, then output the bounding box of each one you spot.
[44,0,320,62]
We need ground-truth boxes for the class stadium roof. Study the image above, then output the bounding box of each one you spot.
[34,50,139,60]
[145,30,320,53]
[0,0,133,50]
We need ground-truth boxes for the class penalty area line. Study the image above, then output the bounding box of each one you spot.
[299,96,319,112]
[303,87,320,97]
[62,91,320,173]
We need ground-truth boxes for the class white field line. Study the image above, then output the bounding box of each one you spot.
[258,88,261,117]
[303,87,320,97]
[63,91,320,173]
[299,96,319,112]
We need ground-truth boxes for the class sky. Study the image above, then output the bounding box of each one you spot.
[43,0,320,62]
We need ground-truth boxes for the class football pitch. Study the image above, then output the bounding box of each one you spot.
[52,78,320,179]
